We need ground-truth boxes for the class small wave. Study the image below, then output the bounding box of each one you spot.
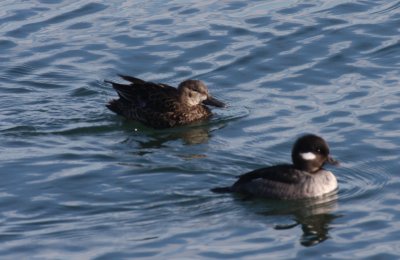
[338,161,391,202]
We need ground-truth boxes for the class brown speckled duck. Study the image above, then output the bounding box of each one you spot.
[106,75,225,129]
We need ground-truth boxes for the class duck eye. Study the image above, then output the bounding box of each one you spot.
[316,148,321,153]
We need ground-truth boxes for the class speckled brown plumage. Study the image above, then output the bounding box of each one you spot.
[106,75,225,129]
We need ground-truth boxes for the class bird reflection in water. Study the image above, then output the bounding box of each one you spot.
[263,193,340,247]
[138,126,210,147]
[119,121,222,158]
[234,192,340,247]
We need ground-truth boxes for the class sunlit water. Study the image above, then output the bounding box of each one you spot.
[1,0,400,259]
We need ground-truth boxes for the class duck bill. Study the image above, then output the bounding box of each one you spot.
[326,156,339,166]
[203,96,226,108]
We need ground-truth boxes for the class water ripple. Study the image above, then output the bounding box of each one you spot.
[1,0,400,258]
[5,3,107,39]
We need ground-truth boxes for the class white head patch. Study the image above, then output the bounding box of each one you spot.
[300,152,316,160]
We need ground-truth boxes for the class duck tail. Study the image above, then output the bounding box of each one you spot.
[104,79,115,85]
[105,79,137,102]
[211,186,232,193]
[104,80,128,91]
[117,74,146,84]
[106,100,123,115]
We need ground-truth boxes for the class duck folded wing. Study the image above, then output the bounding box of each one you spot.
[106,80,179,111]
[234,164,302,186]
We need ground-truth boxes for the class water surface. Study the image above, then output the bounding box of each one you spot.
[1,0,400,259]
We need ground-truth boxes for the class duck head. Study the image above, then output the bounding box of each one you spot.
[178,80,225,108]
[291,134,338,173]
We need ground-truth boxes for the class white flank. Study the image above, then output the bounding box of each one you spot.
[300,152,316,160]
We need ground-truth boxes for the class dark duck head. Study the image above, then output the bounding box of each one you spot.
[291,134,338,173]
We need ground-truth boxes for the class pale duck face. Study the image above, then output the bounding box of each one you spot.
[185,88,208,107]
[178,80,226,107]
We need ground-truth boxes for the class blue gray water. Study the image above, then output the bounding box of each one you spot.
[1,0,400,259]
